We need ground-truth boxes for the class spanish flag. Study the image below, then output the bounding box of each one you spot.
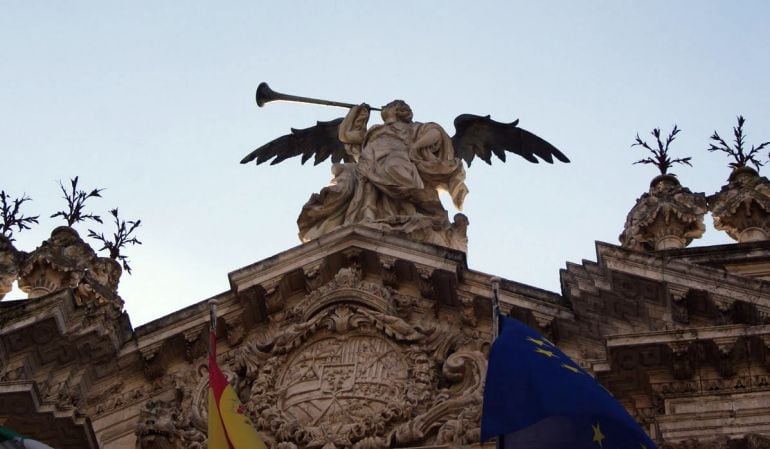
[208,305,266,449]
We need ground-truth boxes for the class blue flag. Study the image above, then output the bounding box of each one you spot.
[480,316,658,449]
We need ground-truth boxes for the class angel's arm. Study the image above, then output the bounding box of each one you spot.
[338,104,371,145]
[412,127,442,151]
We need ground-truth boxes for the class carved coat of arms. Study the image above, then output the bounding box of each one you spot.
[136,267,487,449]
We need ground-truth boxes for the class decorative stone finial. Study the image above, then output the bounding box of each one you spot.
[709,167,770,242]
[620,175,707,251]
[16,226,97,297]
[623,125,705,251]
[0,235,25,300]
[12,225,124,311]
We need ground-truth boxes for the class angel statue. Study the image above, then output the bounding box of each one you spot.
[241,83,569,252]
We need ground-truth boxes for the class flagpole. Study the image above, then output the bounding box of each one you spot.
[209,299,217,357]
[489,276,503,449]
[490,276,501,339]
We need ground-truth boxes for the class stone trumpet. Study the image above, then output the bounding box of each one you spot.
[255,82,382,111]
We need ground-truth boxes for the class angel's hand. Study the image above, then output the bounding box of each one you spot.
[347,103,370,119]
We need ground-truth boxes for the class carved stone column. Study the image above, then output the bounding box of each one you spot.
[709,167,770,242]
[620,175,707,251]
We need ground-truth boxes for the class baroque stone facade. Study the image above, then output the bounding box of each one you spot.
[2,223,770,449]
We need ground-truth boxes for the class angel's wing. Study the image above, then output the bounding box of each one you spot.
[240,118,352,166]
[451,114,569,166]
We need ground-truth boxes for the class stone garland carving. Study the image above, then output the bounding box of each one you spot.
[709,167,770,242]
[620,174,707,251]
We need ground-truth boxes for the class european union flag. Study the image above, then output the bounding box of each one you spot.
[481,316,658,449]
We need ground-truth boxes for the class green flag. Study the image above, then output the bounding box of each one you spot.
[0,427,55,449]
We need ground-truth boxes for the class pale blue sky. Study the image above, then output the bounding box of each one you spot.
[2,1,769,325]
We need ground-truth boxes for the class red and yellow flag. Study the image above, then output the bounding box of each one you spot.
[208,329,266,449]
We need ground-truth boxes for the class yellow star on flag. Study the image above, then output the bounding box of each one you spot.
[592,422,605,447]
[534,347,557,358]
[526,336,548,346]
[561,363,580,373]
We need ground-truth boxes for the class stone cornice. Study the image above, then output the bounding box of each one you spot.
[461,271,571,318]
[228,225,465,294]
[595,241,770,311]
[604,324,770,348]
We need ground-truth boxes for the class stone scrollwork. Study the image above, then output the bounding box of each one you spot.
[620,174,707,251]
[394,349,486,447]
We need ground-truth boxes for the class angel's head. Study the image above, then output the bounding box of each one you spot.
[381,100,413,124]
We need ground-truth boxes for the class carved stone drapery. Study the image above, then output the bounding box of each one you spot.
[709,167,770,242]
[620,175,707,251]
